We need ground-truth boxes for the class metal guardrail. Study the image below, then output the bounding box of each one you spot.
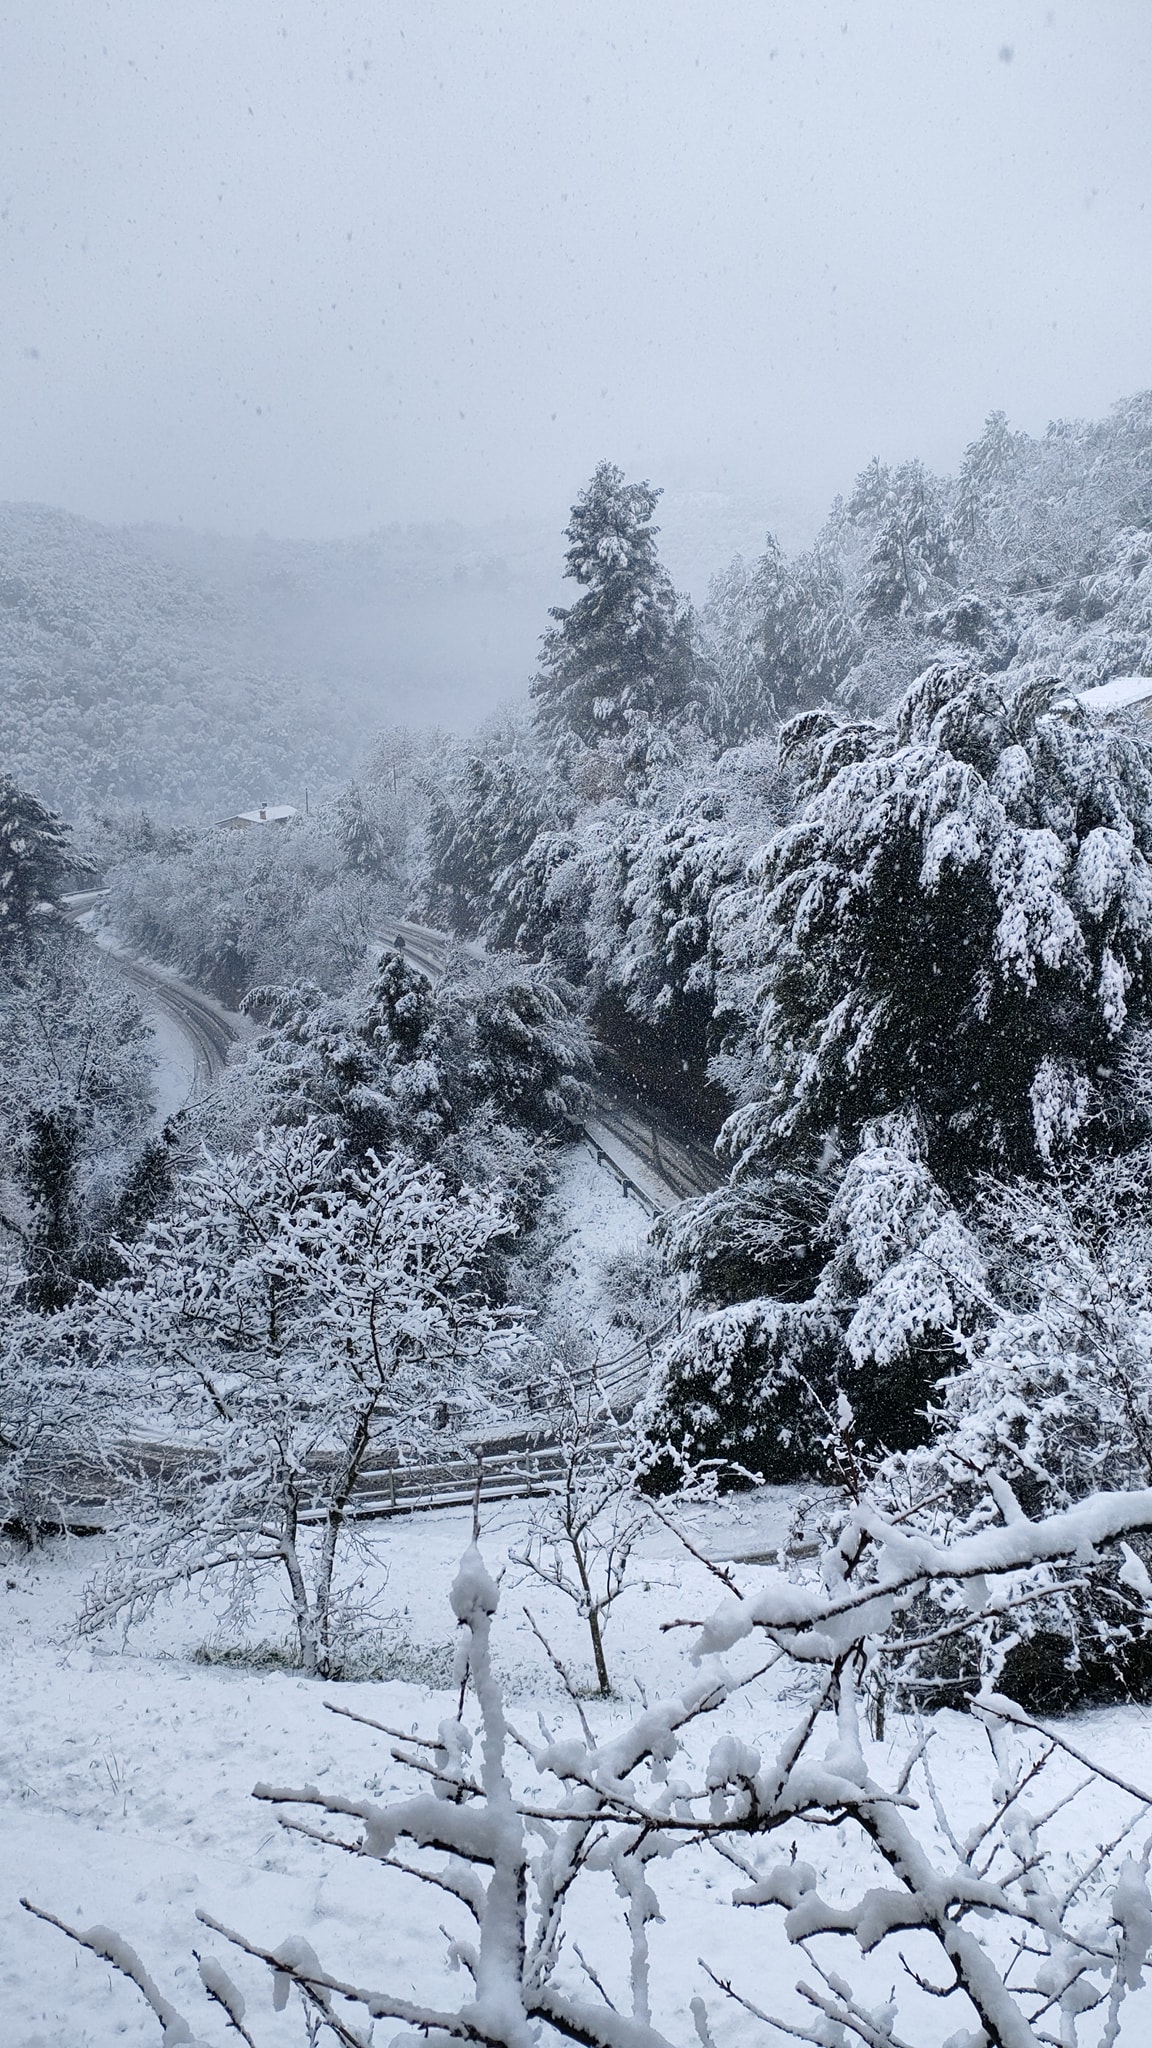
[29,1311,679,1533]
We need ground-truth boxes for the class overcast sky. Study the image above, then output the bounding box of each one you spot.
[2,1,1151,541]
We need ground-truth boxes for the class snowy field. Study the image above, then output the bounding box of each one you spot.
[5,1493,1152,2047]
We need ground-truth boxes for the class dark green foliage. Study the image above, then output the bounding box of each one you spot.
[487,827,592,982]
[736,666,1152,1185]
[0,776,74,951]
[15,1108,83,1311]
[590,788,744,1116]
[105,1126,181,1245]
[641,1301,848,1490]
[532,462,698,747]
[645,1112,984,1487]
[363,948,438,1059]
[656,1169,832,1306]
[471,973,592,1137]
[241,949,591,1167]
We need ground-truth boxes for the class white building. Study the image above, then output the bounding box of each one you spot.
[216,803,298,830]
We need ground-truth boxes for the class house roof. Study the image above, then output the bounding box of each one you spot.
[1077,675,1152,714]
[216,803,298,826]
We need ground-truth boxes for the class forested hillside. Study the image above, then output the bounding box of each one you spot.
[0,503,369,817]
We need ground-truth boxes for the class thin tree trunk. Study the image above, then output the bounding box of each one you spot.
[586,1601,611,1697]
[315,1398,379,1677]
[279,1495,318,1677]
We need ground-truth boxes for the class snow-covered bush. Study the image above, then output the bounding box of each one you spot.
[866,1158,1152,1712]
[227,946,591,1169]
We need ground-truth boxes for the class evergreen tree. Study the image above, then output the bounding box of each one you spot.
[334,781,394,879]
[855,460,956,620]
[425,756,553,939]
[0,776,74,951]
[532,462,698,746]
[727,665,1152,1187]
[702,539,859,741]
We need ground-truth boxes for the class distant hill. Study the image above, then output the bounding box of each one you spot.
[0,485,794,823]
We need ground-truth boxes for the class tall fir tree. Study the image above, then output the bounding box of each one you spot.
[532,462,698,747]
[0,776,74,951]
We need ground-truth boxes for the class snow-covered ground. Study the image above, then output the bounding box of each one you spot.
[145,1006,198,1121]
[5,1494,1152,2046]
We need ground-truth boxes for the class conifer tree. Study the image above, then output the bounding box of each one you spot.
[532,461,698,746]
[0,776,74,950]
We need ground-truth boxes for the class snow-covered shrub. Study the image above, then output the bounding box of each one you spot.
[870,1160,1152,1712]
[229,946,590,1162]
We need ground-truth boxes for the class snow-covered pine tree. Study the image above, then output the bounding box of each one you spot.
[646,663,1152,1484]
[333,780,396,879]
[532,461,698,747]
[854,459,956,621]
[0,945,157,1309]
[700,539,859,743]
[588,783,744,1118]
[645,1109,984,1484]
[424,753,554,940]
[0,775,75,951]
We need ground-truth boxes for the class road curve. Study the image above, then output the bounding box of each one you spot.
[103,947,241,1098]
[64,895,243,1102]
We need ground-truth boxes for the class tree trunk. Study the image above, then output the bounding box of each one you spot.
[279,1501,319,1678]
[315,1398,379,1678]
[586,1603,611,1697]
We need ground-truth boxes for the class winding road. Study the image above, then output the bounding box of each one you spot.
[64,893,243,1104]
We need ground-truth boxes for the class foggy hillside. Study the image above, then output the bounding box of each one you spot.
[0,486,793,821]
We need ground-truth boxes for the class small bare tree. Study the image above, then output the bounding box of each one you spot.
[512,1375,646,1695]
